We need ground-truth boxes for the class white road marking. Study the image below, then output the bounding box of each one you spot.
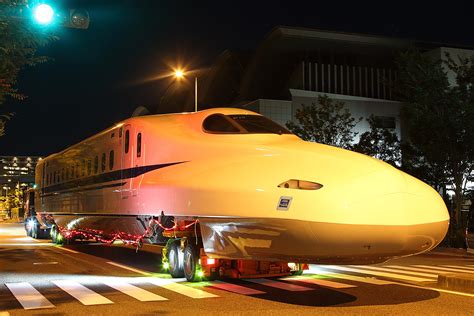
[56,247,79,254]
[414,265,474,274]
[307,267,393,285]
[280,276,356,289]
[52,280,113,305]
[208,280,265,295]
[5,282,55,310]
[351,265,437,279]
[440,265,474,271]
[323,265,434,282]
[106,261,149,276]
[102,280,167,301]
[386,265,465,275]
[147,278,218,299]
[243,278,313,291]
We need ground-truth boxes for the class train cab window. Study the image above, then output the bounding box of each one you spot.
[137,133,142,157]
[94,156,98,173]
[101,153,106,172]
[203,114,291,135]
[203,114,240,133]
[109,150,114,170]
[125,130,130,153]
[87,160,92,175]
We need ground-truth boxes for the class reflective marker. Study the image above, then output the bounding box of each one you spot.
[103,280,167,301]
[5,282,54,310]
[52,280,113,305]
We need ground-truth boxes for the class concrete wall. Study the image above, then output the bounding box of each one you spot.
[424,47,474,86]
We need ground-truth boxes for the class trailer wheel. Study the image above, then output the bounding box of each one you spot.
[168,241,184,278]
[183,243,200,282]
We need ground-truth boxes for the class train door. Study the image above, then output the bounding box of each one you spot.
[121,124,133,199]
[131,127,144,197]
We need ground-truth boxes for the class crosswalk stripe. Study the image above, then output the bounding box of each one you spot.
[414,265,474,274]
[52,280,113,305]
[307,267,393,285]
[323,265,433,282]
[147,278,218,299]
[208,280,265,295]
[243,278,313,291]
[102,280,168,301]
[440,265,474,271]
[280,276,356,289]
[5,282,55,310]
[386,265,456,275]
[350,265,437,279]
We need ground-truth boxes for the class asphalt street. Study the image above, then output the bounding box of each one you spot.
[1,222,473,316]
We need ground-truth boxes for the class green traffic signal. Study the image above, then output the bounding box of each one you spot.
[33,4,55,25]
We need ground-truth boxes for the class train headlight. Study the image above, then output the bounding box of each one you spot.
[278,179,323,190]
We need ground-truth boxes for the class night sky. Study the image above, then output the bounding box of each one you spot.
[1,0,473,156]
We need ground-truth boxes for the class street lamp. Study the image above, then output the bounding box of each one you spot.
[33,4,55,24]
[173,69,198,112]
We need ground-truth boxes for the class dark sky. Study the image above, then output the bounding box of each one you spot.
[1,0,473,156]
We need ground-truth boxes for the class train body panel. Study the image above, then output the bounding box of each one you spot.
[34,108,449,265]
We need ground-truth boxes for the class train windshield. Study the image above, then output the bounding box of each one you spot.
[203,114,292,135]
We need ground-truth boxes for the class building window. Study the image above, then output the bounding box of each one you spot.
[125,130,130,153]
[94,156,98,174]
[109,150,114,170]
[137,133,142,157]
[101,153,106,172]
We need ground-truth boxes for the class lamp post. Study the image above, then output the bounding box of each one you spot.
[173,70,198,112]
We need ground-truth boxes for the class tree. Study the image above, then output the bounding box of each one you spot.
[394,49,474,247]
[286,95,362,149]
[353,115,401,166]
[0,0,56,135]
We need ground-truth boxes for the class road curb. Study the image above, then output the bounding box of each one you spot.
[437,273,474,293]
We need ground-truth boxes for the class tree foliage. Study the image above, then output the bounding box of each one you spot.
[353,115,401,166]
[0,0,57,134]
[394,49,474,247]
[286,95,362,149]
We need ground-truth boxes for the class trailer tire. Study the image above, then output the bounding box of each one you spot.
[168,242,184,278]
[183,243,200,282]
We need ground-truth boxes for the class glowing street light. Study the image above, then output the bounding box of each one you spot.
[33,4,55,25]
[174,70,184,79]
[172,69,198,112]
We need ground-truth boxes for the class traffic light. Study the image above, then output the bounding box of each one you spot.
[30,2,90,29]
[63,9,90,30]
[32,3,55,25]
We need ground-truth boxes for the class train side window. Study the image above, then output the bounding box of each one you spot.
[53,171,56,184]
[46,173,49,185]
[87,160,92,175]
[94,156,98,173]
[109,150,114,170]
[82,160,86,176]
[125,130,130,153]
[101,153,106,172]
[61,168,64,182]
[76,163,80,178]
[137,133,142,157]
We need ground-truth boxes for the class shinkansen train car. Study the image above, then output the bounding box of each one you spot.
[31,108,449,281]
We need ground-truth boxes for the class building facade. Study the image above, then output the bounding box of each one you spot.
[159,26,474,144]
[1,156,41,196]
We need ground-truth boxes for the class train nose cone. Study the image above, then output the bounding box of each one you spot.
[398,172,450,253]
